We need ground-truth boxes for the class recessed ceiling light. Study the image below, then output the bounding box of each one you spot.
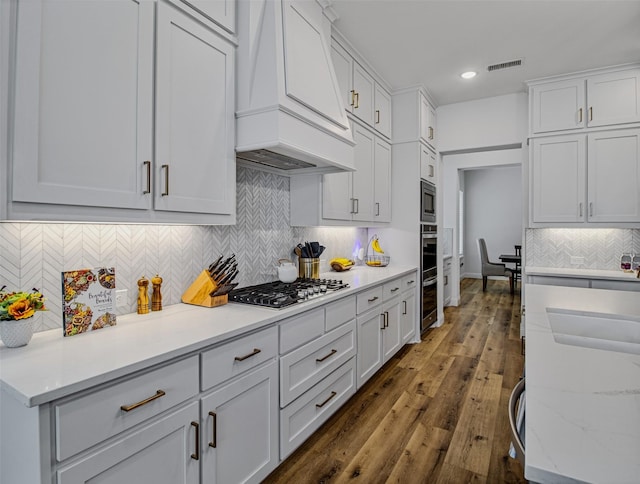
[460,71,477,79]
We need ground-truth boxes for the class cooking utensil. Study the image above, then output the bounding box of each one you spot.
[317,245,325,256]
[310,241,320,257]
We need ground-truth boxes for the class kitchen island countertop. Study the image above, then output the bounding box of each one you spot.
[0,265,417,408]
[525,265,640,282]
[525,284,640,484]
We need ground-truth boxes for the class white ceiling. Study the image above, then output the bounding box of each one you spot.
[330,0,640,106]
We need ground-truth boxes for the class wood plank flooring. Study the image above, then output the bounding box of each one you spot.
[264,278,526,484]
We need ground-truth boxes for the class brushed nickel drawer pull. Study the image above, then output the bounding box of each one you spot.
[120,389,166,412]
[316,349,337,362]
[578,107,583,123]
[143,161,151,194]
[234,348,261,361]
[315,391,337,408]
[208,411,217,448]
[161,164,169,196]
[375,110,380,124]
[191,421,199,460]
[350,90,356,107]
[368,296,378,303]
[589,106,593,121]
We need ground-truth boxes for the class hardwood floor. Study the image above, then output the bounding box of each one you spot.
[264,278,526,484]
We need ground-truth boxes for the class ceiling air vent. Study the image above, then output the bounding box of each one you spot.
[487,59,523,72]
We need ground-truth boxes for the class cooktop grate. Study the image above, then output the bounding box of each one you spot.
[228,278,349,309]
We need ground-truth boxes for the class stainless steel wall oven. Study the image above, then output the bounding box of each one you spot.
[421,223,437,332]
[421,180,436,223]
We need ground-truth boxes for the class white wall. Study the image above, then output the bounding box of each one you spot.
[437,92,528,153]
[464,166,522,277]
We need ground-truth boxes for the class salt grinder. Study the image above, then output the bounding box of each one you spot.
[137,276,150,314]
[151,274,163,311]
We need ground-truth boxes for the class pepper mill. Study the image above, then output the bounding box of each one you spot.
[137,276,150,314]
[151,274,163,311]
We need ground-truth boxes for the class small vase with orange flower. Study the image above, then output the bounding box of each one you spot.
[0,286,47,348]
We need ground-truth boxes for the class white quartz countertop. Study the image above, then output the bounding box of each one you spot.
[524,284,640,484]
[0,265,417,408]
[525,266,640,282]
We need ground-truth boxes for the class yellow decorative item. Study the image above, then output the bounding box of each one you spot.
[365,235,390,267]
[330,258,355,272]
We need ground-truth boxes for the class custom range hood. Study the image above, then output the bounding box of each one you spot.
[236,0,355,175]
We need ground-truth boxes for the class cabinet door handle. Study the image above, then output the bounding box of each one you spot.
[143,161,151,194]
[384,311,389,328]
[589,106,593,121]
[444,275,449,285]
[380,313,385,329]
[208,411,217,448]
[391,287,400,293]
[354,92,359,109]
[375,110,380,124]
[234,348,261,361]
[120,389,166,412]
[354,198,359,214]
[429,126,434,140]
[161,164,169,196]
[579,202,583,217]
[350,90,356,107]
[589,202,593,217]
[368,296,379,303]
[578,107,583,123]
[190,421,200,460]
[316,348,337,362]
[376,202,380,216]
[429,164,434,178]
[315,391,337,408]
[403,300,407,315]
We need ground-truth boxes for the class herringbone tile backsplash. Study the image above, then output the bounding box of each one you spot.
[525,228,640,269]
[0,166,367,333]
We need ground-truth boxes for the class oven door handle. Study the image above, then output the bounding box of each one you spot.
[423,277,437,288]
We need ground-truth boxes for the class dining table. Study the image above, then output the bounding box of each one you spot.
[499,253,522,289]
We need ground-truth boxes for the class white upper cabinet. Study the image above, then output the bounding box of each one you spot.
[531,135,586,223]
[420,144,437,184]
[531,79,585,133]
[330,38,392,139]
[530,128,640,225]
[373,138,391,222]
[9,0,236,223]
[179,0,236,33]
[530,66,640,134]
[587,129,640,222]
[154,0,235,215]
[374,84,392,139]
[12,0,154,211]
[587,69,640,127]
[420,95,437,147]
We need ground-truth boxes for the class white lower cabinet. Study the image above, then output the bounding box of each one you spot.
[278,296,357,459]
[356,305,385,388]
[57,401,200,484]
[200,362,279,484]
[381,298,402,363]
[401,290,416,343]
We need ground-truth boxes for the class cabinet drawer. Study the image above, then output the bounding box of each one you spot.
[279,307,325,354]
[201,326,277,391]
[55,355,199,462]
[280,358,356,459]
[280,320,356,407]
[356,286,383,314]
[402,272,418,292]
[383,278,403,300]
[325,296,356,332]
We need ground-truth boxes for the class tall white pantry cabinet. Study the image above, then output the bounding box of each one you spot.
[6,0,236,224]
[528,65,640,226]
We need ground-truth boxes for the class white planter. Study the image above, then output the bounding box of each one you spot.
[0,317,35,348]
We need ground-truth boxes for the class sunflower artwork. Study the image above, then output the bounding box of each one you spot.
[61,268,117,337]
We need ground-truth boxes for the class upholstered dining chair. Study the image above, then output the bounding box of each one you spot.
[477,238,514,294]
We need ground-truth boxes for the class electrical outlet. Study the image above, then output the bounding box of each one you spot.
[115,289,128,308]
[570,256,584,265]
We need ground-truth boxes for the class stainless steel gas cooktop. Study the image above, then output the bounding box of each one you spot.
[228,278,349,309]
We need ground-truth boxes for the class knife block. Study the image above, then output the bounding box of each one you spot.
[181,270,228,307]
